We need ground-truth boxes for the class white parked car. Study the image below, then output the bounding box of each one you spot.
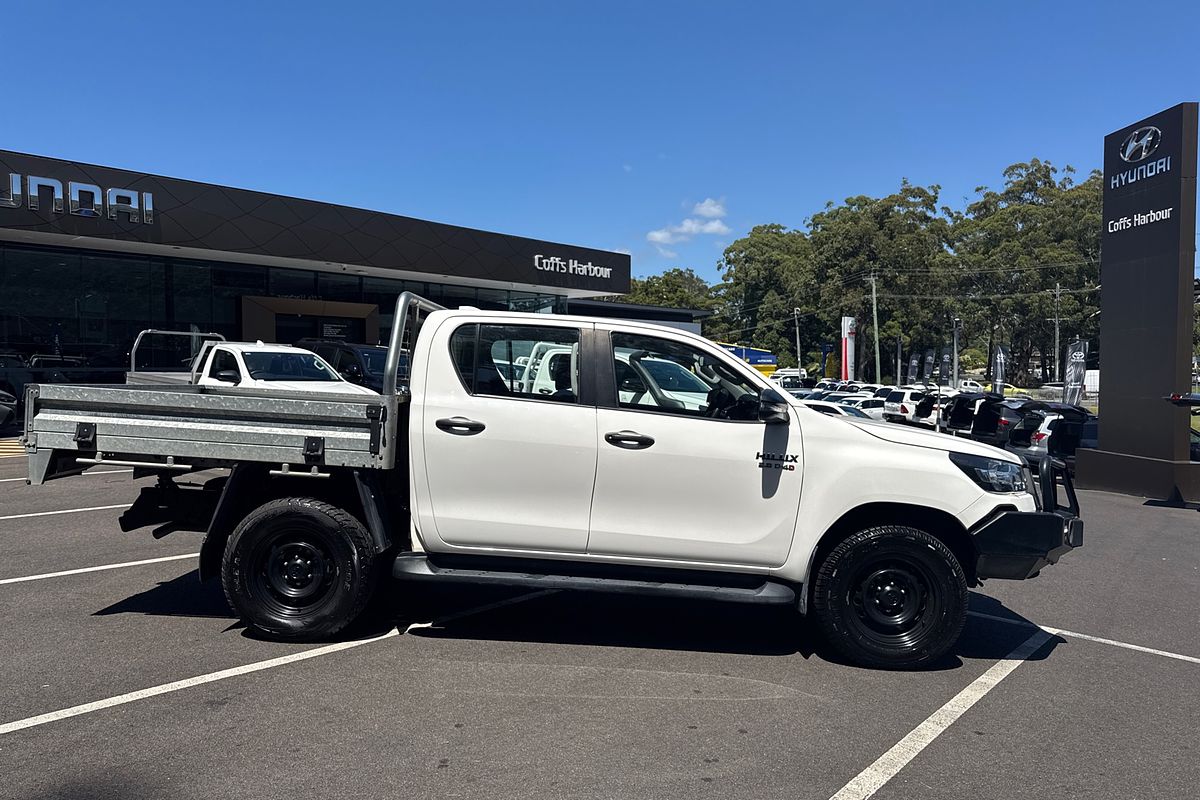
[803,400,873,419]
[882,389,928,424]
[843,396,887,420]
[195,342,379,395]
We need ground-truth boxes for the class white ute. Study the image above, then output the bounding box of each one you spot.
[23,293,1081,669]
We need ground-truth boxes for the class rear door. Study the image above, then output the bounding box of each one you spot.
[417,319,597,553]
[587,327,802,568]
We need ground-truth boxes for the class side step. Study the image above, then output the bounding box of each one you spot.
[392,553,796,606]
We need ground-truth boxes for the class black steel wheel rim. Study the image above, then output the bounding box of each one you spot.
[847,554,941,647]
[248,523,338,616]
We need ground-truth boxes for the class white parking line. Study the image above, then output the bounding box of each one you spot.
[0,553,200,586]
[0,588,552,736]
[0,629,401,736]
[829,628,1053,800]
[0,469,134,484]
[968,610,1200,666]
[0,503,131,521]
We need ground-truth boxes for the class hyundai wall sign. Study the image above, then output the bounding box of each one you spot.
[1,173,153,223]
[0,149,631,294]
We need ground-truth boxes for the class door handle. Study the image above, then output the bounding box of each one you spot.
[436,416,486,434]
[604,430,655,449]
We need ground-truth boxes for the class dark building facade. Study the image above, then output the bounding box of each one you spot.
[0,149,630,394]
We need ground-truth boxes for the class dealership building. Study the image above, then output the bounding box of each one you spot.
[0,149,630,388]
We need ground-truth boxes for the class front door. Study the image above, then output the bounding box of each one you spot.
[419,319,597,553]
[587,328,803,568]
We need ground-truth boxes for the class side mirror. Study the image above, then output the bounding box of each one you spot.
[215,370,239,384]
[759,388,791,424]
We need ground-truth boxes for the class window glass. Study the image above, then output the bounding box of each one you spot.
[449,324,580,404]
[806,403,840,415]
[209,349,241,380]
[241,351,340,381]
[611,332,761,420]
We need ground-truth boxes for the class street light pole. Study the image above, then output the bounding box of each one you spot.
[952,316,961,389]
[793,307,802,374]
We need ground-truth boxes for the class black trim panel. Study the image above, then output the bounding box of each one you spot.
[393,552,796,605]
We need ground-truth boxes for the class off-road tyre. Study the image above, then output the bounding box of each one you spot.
[221,497,377,641]
[812,525,968,669]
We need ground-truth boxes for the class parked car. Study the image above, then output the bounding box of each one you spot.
[196,342,380,395]
[873,385,898,399]
[843,396,887,420]
[24,292,1083,669]
[802,400,872,419]
[958,379,985,392]
[1006,404,1094,473]
[882,389,928,424]
[0,388,16,427]
[786,388,818,400]
[295,339,392,393]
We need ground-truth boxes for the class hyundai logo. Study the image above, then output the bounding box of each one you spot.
[1118,126,1162,163]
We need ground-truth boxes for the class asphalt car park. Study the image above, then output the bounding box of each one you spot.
[1,444,1198,799]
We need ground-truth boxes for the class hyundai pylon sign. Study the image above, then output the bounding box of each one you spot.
[1077,102,1199,501]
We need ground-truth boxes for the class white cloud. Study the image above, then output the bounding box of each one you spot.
[692,197,726,218]
[654,245,678,259]
[646,216,730,246]
[647,227,680,245]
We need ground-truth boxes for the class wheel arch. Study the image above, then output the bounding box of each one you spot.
[799,501,978,614]
[198,464,405,581]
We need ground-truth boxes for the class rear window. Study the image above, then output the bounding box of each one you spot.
[886,391,904,402]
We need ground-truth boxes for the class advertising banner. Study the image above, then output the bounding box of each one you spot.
[921,349,935,382]
[1063,340,1089,406]
[906,353,920,384]
[840,317,857,381]
[992,345,1010,391]
[939,349,952,387]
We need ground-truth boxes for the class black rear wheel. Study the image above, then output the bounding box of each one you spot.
[221,497,377,641]
[812,526,967,669]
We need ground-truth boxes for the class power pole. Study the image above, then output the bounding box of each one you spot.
[792,307,802,373]
[895,335,902,385]
[870,271,881,383]
[952,316,961,389]
[1053,281,1061,382]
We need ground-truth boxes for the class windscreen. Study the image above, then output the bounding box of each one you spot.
[242,352,341,381]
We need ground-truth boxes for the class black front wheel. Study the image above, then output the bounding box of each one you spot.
[221,498,378,641]
[811,526,968,669]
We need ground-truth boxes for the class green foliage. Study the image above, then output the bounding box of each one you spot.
[598,267,715,311]
[959,348,986,372]
[620,159,1106,384]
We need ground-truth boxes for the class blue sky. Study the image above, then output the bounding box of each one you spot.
[5,1,1198,281]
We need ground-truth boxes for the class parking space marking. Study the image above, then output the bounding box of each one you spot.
[969,610,1200,666]
[829,628,1053,800]
[404,588,560,633]
[0,553,200,586]
[0,628,402,737]
[0,503,131,521]
[0,588,555,737]
[0,469,133,484]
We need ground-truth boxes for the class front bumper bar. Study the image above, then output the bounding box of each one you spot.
[973,457,1083,580]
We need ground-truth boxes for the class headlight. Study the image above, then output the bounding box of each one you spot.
[949,452,1028,493]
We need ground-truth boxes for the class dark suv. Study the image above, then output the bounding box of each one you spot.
[294,339,390,393]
